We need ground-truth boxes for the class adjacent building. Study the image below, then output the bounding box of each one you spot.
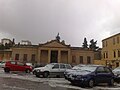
[102,33,120,68]
[20,40,32,45]
[1,38,12,45]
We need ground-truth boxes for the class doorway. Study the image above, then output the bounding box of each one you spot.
[50,51,58,63]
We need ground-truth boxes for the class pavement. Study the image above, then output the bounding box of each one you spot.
[0,68,120,90]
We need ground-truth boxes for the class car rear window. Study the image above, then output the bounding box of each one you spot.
[10,61,16,65]
[60,64,66,69]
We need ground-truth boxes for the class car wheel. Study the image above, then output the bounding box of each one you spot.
[108,78,114,86]
[4,68,10,73]
[25,69,31,73]
[32,71,34,75]
[36,74,40,78]
[43,72,49,78]
[88,79,94,88]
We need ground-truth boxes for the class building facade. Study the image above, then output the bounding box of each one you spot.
[11,39,97,65]
[0,49,12,61]
[102,33,120,68]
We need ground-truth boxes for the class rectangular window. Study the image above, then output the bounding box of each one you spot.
[117,37,119,44]
[116,62,119,67]
[103,53,105,59]
[106,41,107,47]
[31,54,35,61]
[23,54,27,61]
[103,42,105,47]
[15,54,19,60]
[106,52,108,58]
[87,56,91,64]
[118,50,120,57]
[113,38,115,45]
[79,56,83,64]
[114,51,116,58]
[72,56,76,63]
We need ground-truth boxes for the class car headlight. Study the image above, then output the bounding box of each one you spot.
[36,69,40,72]
[30,67,32,69]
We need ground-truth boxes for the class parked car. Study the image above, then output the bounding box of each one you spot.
[64,64,86,80]
[33,63,46,69]
[66,65,115,88]
[113,67,120,83]
[34,63,72,78]
[4,61,33,73]
[0,61,6,68]
[113,67,120,76]
[26,63,33,67]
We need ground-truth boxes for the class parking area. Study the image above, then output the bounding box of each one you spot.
[0,68,120,90]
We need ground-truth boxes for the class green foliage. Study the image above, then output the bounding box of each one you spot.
[89,39,99,51]
[0,44,5,50]
[0,42,14,50]
[82,38,88,48]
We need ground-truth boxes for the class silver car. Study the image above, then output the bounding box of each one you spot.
[0,61,6,68]
[34,63,72,78]
[113,67,120,76]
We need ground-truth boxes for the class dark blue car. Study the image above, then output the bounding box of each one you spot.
[67,65,115,88]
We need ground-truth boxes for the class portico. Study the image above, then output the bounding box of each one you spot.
[38,40,71,64]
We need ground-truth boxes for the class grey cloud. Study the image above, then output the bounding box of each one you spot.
[0,0,120,47]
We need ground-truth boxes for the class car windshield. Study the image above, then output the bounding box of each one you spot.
[72,66,82,70]
[26,63,32,66]
[79,66,97,72]
[1,61,5,64]
[72,64,86,70]
[113,67,120,70]
[45,63,55,67]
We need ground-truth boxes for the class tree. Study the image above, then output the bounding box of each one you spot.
[0,44,5,50]
[89,39,99,51]
[82,38,88,48]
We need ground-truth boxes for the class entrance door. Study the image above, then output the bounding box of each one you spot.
[50,51,58,63]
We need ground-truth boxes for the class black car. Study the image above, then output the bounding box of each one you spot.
[66,65,115,88]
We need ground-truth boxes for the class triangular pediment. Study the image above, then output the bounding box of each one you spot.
[40,40,70,48]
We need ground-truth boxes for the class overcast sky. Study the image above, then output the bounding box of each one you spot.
[0,0,120,47]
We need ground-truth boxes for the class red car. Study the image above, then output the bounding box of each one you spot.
[4,61,33,73]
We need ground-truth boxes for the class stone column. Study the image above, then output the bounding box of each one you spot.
[48,50,51,63]
[68,50,71,64]
[58,50,61,63]
[39,50,41,63]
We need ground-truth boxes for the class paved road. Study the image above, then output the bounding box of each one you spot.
[0,77,69,90]
[0,68,120,90]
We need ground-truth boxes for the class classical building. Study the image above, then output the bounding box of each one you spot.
[102,33,120,68]
[0,34,101,65]
[11,39,98,65]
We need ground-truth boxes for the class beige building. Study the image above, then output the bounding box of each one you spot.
[102,33,120,68]
[0,49,12,61]
[11,39,98,65]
